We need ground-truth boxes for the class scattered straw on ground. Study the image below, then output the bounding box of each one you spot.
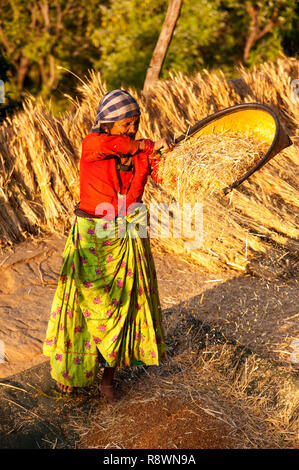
[76,341,298,449]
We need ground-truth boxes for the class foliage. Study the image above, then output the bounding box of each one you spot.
[219,0,297,66]
[91,0,167,89]
[0,51,22,121]
[0,0,103,112]
[280,1,299,57]
[0,0,297,114]
[92,0,232,88]
[92,0,298,89]
[0,51,9,81]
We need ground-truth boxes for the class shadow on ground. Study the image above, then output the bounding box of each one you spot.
[0,260,298,449]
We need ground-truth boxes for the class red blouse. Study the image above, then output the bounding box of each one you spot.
[79,133,163,218]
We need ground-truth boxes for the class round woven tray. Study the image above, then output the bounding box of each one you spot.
[174,102,293,194]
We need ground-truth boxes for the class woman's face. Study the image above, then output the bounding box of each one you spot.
[110,115,140,137]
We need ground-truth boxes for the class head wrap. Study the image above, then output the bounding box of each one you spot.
[91,89,140,132]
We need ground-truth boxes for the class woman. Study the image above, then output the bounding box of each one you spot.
[43,89,173,404]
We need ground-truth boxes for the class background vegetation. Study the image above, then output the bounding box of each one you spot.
[0,3,298,448]
[0,59,298,448]
[0,0,298,118]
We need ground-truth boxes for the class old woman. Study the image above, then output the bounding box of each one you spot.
[43,89,173,404]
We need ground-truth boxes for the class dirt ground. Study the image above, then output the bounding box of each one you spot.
[0,232,297,379]
[0,354,239,450]
[0,232,228,379]
[0,231,298,449]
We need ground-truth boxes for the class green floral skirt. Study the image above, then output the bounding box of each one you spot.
[43,204,167,387]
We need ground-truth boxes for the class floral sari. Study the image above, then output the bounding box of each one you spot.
[43,204,167,387]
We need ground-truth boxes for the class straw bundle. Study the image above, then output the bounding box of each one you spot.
[0,57,298,275]
[157,132,268,201]
[0,98,80,247]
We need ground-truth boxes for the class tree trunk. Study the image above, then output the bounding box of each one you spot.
[49,54,56,89]
[17,55,29,89]
[243,4,279,63]
[143,0,182,95]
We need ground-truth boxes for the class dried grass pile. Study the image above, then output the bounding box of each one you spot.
[158,132,268,200]
[0,57,298,275]
[0,99,80,246]
[70,322,299,449]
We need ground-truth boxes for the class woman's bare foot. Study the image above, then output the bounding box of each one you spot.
[99,384,116,405]
[56,382,74,393]
[100,366,116,404]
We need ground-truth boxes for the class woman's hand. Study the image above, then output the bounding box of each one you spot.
[138,138,174,154]
[153,138,174,154]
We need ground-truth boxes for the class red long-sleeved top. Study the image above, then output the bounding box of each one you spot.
[78,133,162,218]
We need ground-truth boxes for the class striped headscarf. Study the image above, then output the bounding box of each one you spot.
[91,89,140,132]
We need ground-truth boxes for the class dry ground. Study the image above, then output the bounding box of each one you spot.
[0,57,298,449]
[0,232,297,378]
[0,231,298,449]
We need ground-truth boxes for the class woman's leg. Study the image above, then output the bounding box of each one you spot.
[100,366,116,404]
[56,382,74,393]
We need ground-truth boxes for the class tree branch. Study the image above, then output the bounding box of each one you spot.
[39,0,50,29]
[243,4,280,63]
[256,11,279,41]
[17,55,29,89]
[53,0,64,33]
[48,54,56,89]
[143,0,182,94]
[29,4,38,29]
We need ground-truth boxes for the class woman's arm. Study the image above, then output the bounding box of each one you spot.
[82,134,140,162]
[138,138,173,154]
[145,138,174,184]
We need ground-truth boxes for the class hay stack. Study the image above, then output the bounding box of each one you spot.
[0,58,298,274]
[157,132,268,201]
[0,98,80,248]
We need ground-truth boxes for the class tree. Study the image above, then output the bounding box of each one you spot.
[220,0,297,67]
[0,0,103,111]
[91,0,169,90]
[280,1,299,57]
[143,0,182,94]
[0,0,297,116]
[91,0,227,89]
[243,3,281,62]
